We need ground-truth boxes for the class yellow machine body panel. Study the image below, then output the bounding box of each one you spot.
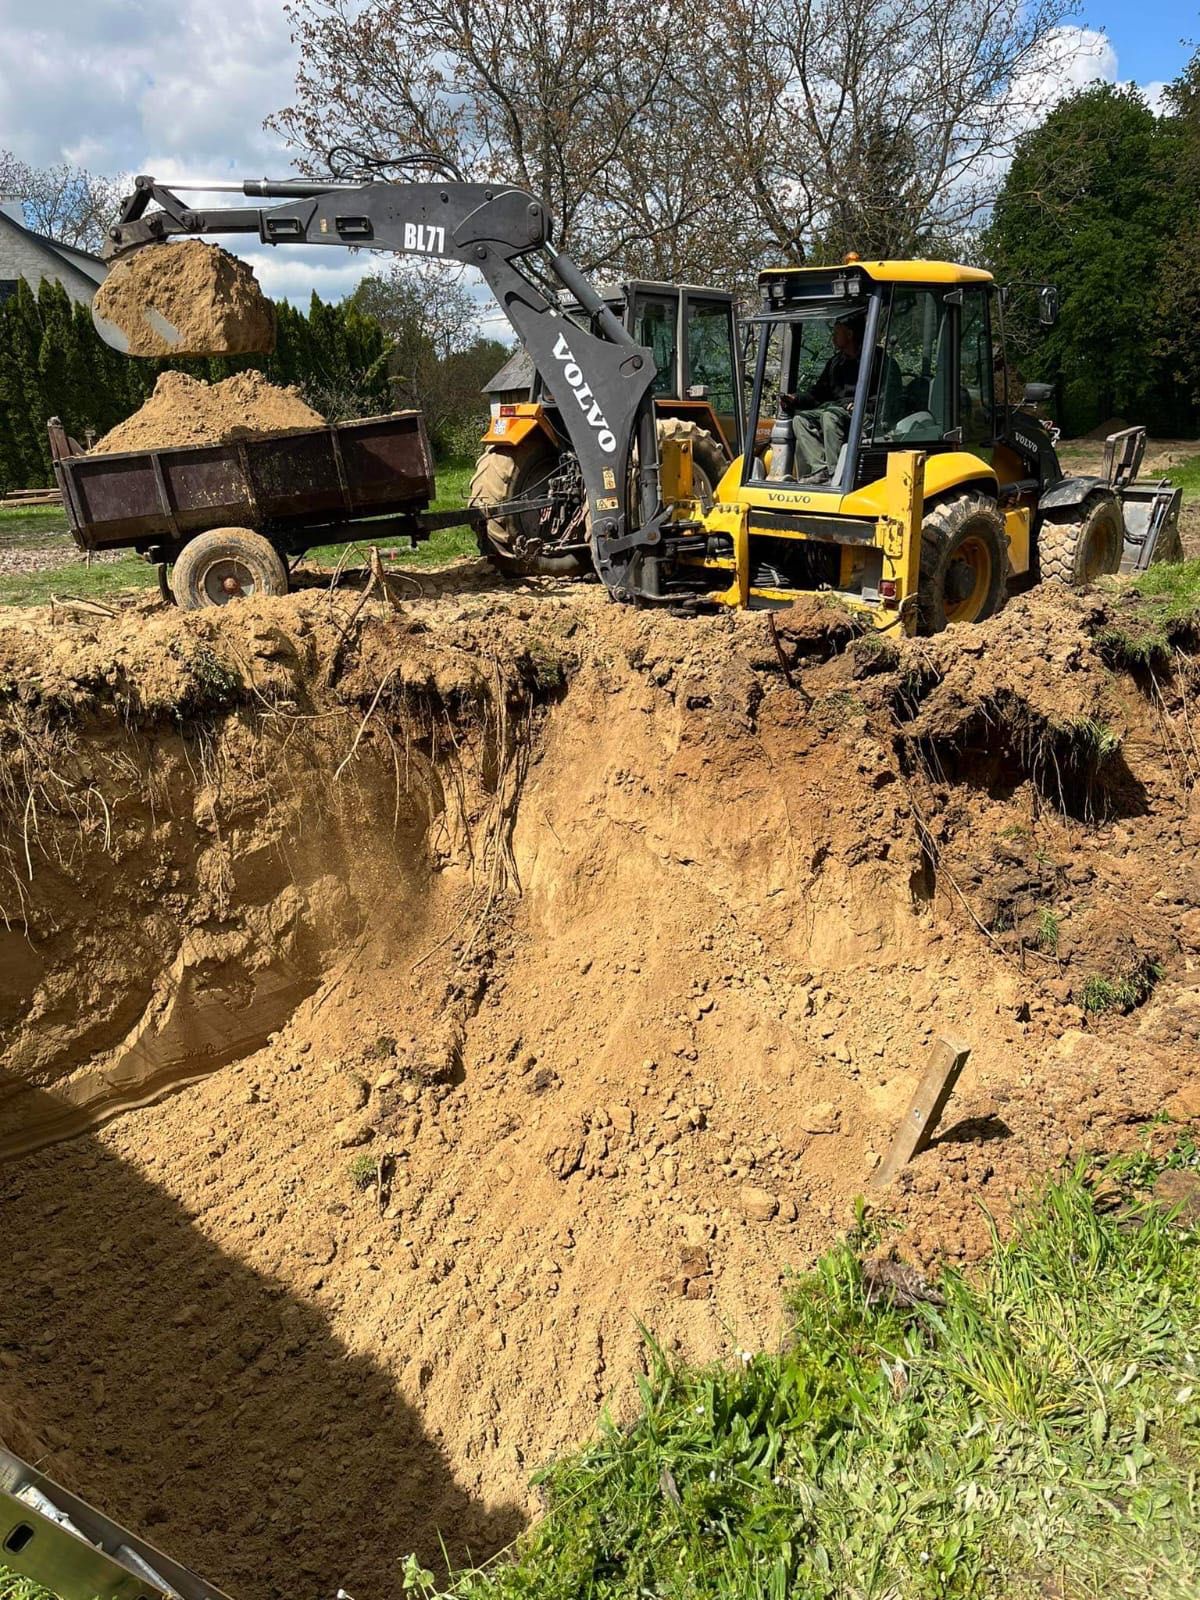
[695,450,1005,631]
[763,260,993,286]
[481,402,557,449]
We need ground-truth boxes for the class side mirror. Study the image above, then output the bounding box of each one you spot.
[1036,285,1059,327]
[1022,381,1054,406]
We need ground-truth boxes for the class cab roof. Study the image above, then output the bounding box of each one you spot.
[761,260,993,286]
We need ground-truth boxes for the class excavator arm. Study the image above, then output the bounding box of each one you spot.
[100,176,671,600]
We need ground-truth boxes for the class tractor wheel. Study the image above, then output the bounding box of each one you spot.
[171,527,288,610]
[469,436,590,580]
[655,417,727,509]
[1038,491,1124,586]
[918,493,1009,633]
[470,420,728,581]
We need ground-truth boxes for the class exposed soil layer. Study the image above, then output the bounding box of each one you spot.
[91,370,325,455]
[94,240,276,359]
[2,574,1200,1599]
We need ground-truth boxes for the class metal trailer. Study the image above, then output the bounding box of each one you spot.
[47,411,466,606]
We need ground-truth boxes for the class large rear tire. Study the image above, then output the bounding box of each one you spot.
[469,437,590,580]
[655,417,727,510]
[1038,490,1124,586]
[470,418,728,581]
[918,493,1008,634]
[171,527,288,610]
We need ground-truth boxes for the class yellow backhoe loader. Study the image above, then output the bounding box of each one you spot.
[92,178,1180,629]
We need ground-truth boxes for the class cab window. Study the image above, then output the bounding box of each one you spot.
[869,288,953,445]
[685,299,736,415]
[631,294,678,395]
[960,287,994,448]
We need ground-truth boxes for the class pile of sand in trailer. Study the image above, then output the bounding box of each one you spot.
[94,240,276,359]
[90,370,326,454]
[2,582,1200,1600]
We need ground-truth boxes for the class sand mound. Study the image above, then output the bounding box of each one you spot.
[91,370,326,454]
[94,240,276,358]
[1,581,1199,1597]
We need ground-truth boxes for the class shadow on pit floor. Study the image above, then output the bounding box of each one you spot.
[0,1070,523,1600]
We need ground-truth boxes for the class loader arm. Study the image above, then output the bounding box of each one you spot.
[102,175,667,600]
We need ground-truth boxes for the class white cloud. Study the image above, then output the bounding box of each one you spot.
[0,0,1173,315]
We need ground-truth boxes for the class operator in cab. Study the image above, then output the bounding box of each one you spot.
[779,312,900,480]
[779,313,862,478]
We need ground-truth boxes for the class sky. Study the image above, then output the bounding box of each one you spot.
[0,0,1193,313]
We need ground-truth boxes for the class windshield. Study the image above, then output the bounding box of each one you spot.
[748,302,873,485]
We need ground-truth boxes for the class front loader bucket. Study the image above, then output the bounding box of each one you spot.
[1118,480,1184,572]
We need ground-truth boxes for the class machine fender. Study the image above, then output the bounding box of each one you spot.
[481,406,560,450]
[921,452,999,502]
[1037,475,1109,512]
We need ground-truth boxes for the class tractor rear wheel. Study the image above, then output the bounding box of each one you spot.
[918,493,1008,633]
[470,418,727,582]
[470,436,590,580]
[1038,490,1124,586]
[655,417,727,510]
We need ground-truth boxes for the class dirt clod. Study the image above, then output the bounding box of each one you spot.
[91,370,325,454]
[94,240,275,358]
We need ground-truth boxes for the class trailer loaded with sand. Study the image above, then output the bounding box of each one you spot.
[48,373,469,609]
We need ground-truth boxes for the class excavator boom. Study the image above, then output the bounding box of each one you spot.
[99,176,672,600]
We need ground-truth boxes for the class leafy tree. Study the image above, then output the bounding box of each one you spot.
[985,84,1187,436]
[1155,46,1200,412]
[349,264,502,452]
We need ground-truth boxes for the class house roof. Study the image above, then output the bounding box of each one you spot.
[0,209,107,285]
[483,346,534,395]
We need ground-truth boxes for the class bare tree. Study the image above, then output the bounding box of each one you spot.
[0,152,123,254]
[270,0,1092,286]
[267,0,745,276]
[695,0,1088,262]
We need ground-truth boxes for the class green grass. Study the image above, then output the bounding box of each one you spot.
[0,1572,58,1600]
[349,1152,378,1191]
[0,457,477,608]
[1036,906,1060,954]
[1129,558,1200,626]
[0,505,70,539]
[302,456,477,572]
[415,1162,1200,1600]
[1077,957,1163,1014]
[0,553,158,608]
[1166,457,1200,499]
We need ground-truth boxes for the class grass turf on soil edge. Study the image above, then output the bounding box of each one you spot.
[415,1156,1200,1600]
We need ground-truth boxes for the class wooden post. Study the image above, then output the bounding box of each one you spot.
[870,1036,971,1189]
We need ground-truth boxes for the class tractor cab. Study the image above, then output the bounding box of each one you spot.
[692,259,1176,629]
[744,261,1004,494]
[483,281,744,457]
[475,280,744,578]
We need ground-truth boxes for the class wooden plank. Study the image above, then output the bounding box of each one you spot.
[870,1035,971,1189]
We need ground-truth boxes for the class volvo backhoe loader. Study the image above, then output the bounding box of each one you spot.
[96,177,1180,631]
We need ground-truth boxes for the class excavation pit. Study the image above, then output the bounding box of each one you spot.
[1,578,1198,1597]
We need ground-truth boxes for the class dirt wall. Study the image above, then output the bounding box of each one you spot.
[2,578,1200,1599]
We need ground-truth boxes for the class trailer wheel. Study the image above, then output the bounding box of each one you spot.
[1038,491,1124,586]
[918,494,1008,633]
[171,528,289,610]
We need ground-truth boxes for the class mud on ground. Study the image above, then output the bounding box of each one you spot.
[1,572,1200,1599]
